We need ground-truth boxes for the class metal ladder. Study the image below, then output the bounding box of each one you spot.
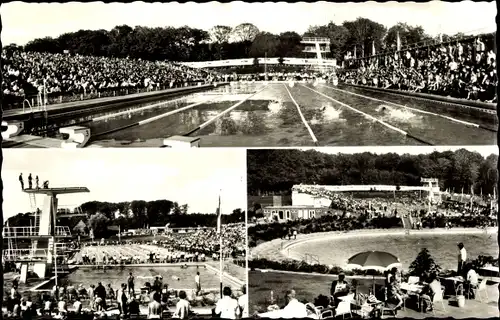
[29,193,39,253]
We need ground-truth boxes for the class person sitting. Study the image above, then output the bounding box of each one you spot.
[129,296,140,315]
[465,264,479,299]
[330,273,351,306]
[73,297,82,315]
[57,297,67,316]
[174,290,190,319]
[282,290,308,318]
[148,293,162,319]
[387,277,405,310]
[419,272,442,312]
[161,284,170,308]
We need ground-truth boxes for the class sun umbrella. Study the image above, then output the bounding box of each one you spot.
[346,251,402,293]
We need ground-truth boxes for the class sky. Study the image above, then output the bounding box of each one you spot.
[2,1,497,46]
[296,146,499,158]
[2,149,246,220]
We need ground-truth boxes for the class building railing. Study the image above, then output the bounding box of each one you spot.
[3,226,72,237]
[303,47,330,53]
[302,37,330,43]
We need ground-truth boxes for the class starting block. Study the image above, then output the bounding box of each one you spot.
[163,136,200,148]
[1,120,24,139]
[60,126,91,148]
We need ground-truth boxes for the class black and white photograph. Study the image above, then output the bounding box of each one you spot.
[247,146,498,319]
[2,149,248,319]
[1,1,497,147]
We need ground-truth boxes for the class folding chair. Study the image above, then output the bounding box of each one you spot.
[335,301,352,319]
[471,279,489,302]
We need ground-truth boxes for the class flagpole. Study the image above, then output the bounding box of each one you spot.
[218,191,223,298]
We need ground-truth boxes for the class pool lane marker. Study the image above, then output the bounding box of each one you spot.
[184,85,268,136]
[321,84,497,133]
[301,84,434,146]
[283,84,319,146]
[92,96,189,122]
[92,97,217,138]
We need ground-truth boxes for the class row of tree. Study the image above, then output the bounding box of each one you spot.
[6,200,245,238]
[247,149,498,196]
[9,19,457,62]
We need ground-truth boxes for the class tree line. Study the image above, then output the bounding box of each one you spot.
[247,149,498,196]
[6,199,245,238]
[7,19,457,62]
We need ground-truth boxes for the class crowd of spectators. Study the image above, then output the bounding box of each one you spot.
[77,223,246,265]
[341,35,497,103]
[1,49,222,108]
[3,274,244,319]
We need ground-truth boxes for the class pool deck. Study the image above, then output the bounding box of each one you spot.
[2,83,228,120]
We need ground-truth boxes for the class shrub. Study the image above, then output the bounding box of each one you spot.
[408,248,441,279]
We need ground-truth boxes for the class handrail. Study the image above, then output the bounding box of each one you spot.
[3,226,72,237]
[22,99,33,113]
[302,37,330,43]
[3,249,48,261]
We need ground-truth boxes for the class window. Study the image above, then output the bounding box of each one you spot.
[286,210,290,219]
[279,211,284,220]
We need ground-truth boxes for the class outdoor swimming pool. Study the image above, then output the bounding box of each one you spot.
[66,82,496,147]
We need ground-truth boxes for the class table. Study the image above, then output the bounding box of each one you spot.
[481,266,499,273]
[400,283,424,311]
[444,277,465,297]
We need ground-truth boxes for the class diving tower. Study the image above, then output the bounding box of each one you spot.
[3,186,89,283]
[301,37,337,72]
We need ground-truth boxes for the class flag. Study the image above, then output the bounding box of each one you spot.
[354,46,357,59]
[439,33,443,43]
[372,41,376,56]
[216,195,221,233]
[396,31,401,51]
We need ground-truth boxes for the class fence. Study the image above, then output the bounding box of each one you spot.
[2,80,208,111]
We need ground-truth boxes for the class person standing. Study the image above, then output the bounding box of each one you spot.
[117,283,129,316]
[457,243,467,276]
[35,176,39,189]
[28,174,33,189]
[195,272,201,296]
[237,286,248,318]
[215,287,240,319]
[128,272,135,296]
[19,173,24,190]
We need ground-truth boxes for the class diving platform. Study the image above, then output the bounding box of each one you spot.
[24,187,90,195]
[3,249,49,262]
[3,226,72,238]
[6,185,90,283]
